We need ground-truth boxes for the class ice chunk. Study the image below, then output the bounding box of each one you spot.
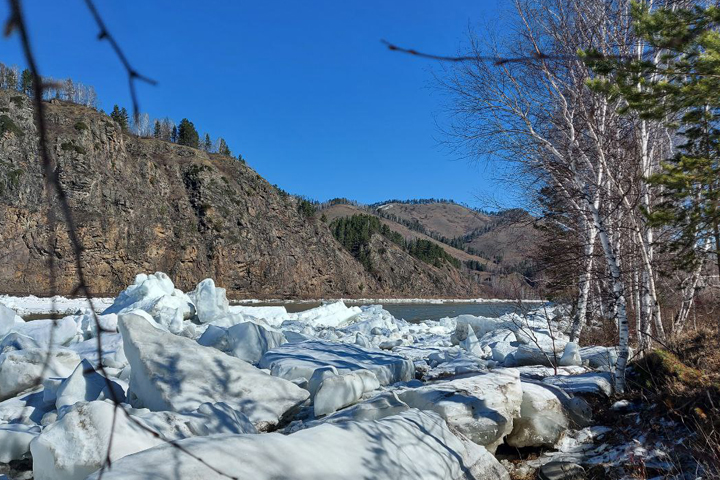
[55,359,126,411]
[10,316,80,348]
[558,342,582,367]
[0,332,40,353]
[119,312,309,429]
[397,369,523,453]
[103,272,194,333]
[0,423,40,462]
[543,371,613,397]
[259,339,414,386]
[226,321,286,364]
[30,401,166,480]
[313,369,380,417]
[68,333,127,369]
[188,278,229,323]
[0,302,24,337]
[0,348,80,401]
[506,381,569,448]
[286,301,361,328]
[85,410,510,480]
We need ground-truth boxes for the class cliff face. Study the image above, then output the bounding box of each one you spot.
[0,92,489,298]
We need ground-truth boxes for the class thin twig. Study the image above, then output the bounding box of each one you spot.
[82,0,157,120]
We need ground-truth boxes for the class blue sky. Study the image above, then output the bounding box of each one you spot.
[2,1,515,207]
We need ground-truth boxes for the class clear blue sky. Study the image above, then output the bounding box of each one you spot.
[2,1,515,207]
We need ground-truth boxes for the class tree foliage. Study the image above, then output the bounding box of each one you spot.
[177,118,199,148]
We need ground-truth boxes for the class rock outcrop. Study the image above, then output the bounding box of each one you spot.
[0,90,489,298]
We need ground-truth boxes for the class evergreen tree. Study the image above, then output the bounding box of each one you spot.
[5,67,17,91]
[177,118,199,147]
[20,69,32,96]
[171,125,178,143]
[585,2,720,273]
[203,133,212,152]
[217,137,231,156]
[153,120,161,138]
[110,105,129,131]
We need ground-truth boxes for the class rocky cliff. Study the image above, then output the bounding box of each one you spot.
[0,91,491,298]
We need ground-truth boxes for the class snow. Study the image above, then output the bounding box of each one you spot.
[68,333,127,369]
[119,311,309,429]
[85,410,510,480]
[0,295,114,317]
[559,342,582,366]
[9,317,81,348]
[259,339,414,385]
[0,423,40,463]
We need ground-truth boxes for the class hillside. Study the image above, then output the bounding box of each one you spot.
[0,90,523,298]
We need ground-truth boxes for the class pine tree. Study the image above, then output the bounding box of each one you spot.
[203,133,212,152]
[177,118,199,147]
[217,137,231,156]
[5,67,17,91]
[20,69,32,96]
[171,125,178,143]
[153,120,161,138]
[585,2,720,273]
[110,105,129,131]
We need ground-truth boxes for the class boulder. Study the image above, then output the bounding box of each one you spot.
[0,348,80,401]
[119,312,309,429]
[85,410,510,480]
[397,369,523,452]
[506,382,568,448]
[259,339,413,386]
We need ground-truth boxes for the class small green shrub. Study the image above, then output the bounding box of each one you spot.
[0,114,23,137]
[60,142,86,155]
[74,121,88,132]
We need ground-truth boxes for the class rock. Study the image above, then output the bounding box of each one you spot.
[538,461,586,480]
[313,369,380,416]
[119,312,309,429]
[559,342,582,367]
[506,382,568,448]
[226,321,286,364]
[0,424,40,462]
[396,369,523,452]
[259,339,414,386]
[85,410,510,480]
[30,401,166,480]
[55,359,126,411]
[188,278,229,323]
[0,348,80,401]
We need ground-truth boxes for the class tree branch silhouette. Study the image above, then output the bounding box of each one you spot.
[4,2,236,479]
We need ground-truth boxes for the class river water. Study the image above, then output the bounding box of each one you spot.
[237,301,523,323]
